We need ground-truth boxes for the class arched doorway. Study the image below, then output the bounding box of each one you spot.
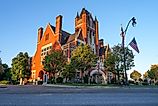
[90,69,107,84]
[38,70,44,81]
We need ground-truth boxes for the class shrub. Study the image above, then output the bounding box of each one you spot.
[128,80,135,85]
[155,81,158,85]
[0,80,10,85]
[56,77,63,83]
[142,82,149,85]
[38,81,43,85]
[83,75,88,84]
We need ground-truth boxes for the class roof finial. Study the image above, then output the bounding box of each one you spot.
[95,16,98,21]
[76,12,79,18]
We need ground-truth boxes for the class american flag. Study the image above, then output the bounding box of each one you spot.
[129,37,139,53]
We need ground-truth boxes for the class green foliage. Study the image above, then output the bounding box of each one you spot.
[11,52,31,82]
[147,65,158,80]
[1,64,11,81]
[43,50,67,81]
[71,44,98,72]
[0,59,4,80]
[130,70,142,81]
[143,72,148,78]
[104,44,135,83]
[62,62,76,82]
[105,44,134,72]
[0,58,12,81]
[56,77,63,83]
[0,80,10,85]
[104,52,119,73]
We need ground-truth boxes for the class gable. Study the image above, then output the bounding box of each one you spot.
[77,29,84,41]
[39,24,58,47]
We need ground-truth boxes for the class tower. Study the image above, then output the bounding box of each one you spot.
[75,8,99,55]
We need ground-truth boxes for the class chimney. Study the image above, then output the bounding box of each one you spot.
[37,27,43,43]
[55,15,62,34]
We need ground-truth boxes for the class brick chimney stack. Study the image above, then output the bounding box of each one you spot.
[55,15,62,35]
[37,27,43,44]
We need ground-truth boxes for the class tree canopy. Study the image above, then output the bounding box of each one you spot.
[104,44,135,83]
[130,70,142,81]
[43,50,67,81]
[0,58,4,80]
[11,52,31,84]
[62,62,76,82]
[147,64,158,81]
[71,44,97,71]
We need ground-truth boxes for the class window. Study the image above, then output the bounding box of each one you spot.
[41,53,43,56]
[90,31,92,44]
[45,34,49,41]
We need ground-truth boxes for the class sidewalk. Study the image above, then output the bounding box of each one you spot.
[44,84,120,89]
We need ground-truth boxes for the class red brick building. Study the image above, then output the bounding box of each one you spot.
[31,8,107,81]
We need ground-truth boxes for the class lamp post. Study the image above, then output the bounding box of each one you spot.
[121,17,136,85]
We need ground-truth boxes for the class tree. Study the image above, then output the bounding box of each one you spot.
[147,64,158,82]
[62,62,76,83]
[130,70,142,82]
[11,52,31,85]
[1,64,11,81]
[143,72,148,79]
[71,44,97,82]
[0,58,4,80]
[104,44,135,83]
[43,50,67,83]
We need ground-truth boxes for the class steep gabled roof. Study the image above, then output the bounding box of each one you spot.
[66,32,78,43]
[50,25,56,32]
[49,24,71,45]
[60,30,70,45]
[66,29,84,43]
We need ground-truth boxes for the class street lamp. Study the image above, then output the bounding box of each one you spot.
[121,17,137,85]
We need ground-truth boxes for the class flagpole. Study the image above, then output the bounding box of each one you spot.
[121,17,136,86]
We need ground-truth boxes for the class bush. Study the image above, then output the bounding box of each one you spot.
[47,79,55,84]
[56,77,63,83]
[0,80,10,85]
[128,80,135,85]
[83,75,88,84]
[155,81,158,85]
[142,82,149,85]
[135,82,139,85]
[38,81,43,85]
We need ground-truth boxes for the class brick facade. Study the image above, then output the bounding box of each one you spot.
[31,8,107,81]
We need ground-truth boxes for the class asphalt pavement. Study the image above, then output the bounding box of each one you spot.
[0,85,158,106]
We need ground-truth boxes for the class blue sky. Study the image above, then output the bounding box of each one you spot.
[0,0,158,76]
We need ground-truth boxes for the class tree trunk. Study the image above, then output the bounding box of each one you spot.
[20,77,23,85]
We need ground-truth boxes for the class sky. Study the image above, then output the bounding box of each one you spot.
[0,0,158,76]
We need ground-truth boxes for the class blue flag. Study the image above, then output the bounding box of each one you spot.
[129,37,140,53]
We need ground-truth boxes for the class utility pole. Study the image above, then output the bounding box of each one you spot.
[121,17,137,85]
